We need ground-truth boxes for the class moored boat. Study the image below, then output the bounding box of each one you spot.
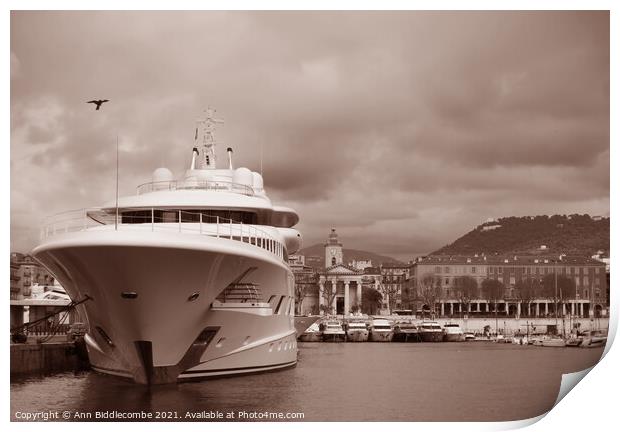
[369,318,394,342]
[541,337,566,347]
[418,320,444,342]
[345,321,369,342]
[393,320,420,342]
[464,332,476,341]
[580,330,607,349]
[322,320,346,342]
[295,315,321,338]
[32,109,302,384]
[298,322,322,342]
[443,321,465,342]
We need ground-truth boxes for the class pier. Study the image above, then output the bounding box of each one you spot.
[10,340,89,375]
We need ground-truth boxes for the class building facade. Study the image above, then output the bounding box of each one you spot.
[409,254,607,318]
[10,253,55,299]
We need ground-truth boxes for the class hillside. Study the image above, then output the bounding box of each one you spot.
[432,214,609,256]
[298,243,403,269]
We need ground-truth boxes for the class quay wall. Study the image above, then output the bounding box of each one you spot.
[10,342,89,375]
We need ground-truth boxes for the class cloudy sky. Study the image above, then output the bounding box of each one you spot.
[10,11,609,260]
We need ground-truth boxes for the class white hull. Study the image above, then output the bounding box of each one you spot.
[33,229,297,384]
[369,330,393,342]
[444,332,465,342]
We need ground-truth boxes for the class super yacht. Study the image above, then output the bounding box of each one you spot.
[32,109,302,384]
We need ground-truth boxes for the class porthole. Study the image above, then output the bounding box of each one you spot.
[121,292,138,299]
[188,292,200,302]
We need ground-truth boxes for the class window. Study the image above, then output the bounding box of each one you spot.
[471,267,476,274]
[583,276,589,286]
[435,266,441,273]
[445,278,449,285]
[595,267,600,274]
[444,267,450,274]
[498,268,503,274]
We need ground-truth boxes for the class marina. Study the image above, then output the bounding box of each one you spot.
[297,315,609,346]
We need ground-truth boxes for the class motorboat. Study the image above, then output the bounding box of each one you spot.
[294,315,321,337]
[298,322,322,342]
[418,320,444,342]
[393,320,420,342]
[369,318,394,342]
[443,321,465,342]
[464,332,476,342]
[345,321,369,342]
[541,337,566,347]
[322,320,346,342]
[580,330,607,349]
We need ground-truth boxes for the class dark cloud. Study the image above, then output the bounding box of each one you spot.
[10,11,609,260]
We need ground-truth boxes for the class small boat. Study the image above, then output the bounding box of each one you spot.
[541,337,566,347]
[512,336,528,345]
[580,330,607,349]
[443,322,465,342]
[294,315,321,338]
[369,318,394,342]
[322,320,346,342]
[298,322,322,342]
[464,332,476,341]
[418,320,444,342]
[393,320,420,342]
[345,321,369,342]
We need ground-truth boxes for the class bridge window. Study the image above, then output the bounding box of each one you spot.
[121,209,257,224]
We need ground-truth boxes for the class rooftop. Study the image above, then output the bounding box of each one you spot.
[420,254,605,266]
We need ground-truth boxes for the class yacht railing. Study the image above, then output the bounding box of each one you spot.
[40,208,286,260]
[136,180,254,196]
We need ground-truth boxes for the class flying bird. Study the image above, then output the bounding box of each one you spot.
[87,99,109,110]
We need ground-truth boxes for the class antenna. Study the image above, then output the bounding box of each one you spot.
[260,140,263,176]
[115,134,119,231]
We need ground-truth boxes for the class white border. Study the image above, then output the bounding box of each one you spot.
[4,2,617,432]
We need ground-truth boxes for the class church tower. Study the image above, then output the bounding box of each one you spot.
[325,228,343,268]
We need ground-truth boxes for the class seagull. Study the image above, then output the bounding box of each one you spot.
[86,99,109,110]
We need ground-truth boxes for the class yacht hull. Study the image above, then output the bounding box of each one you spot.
[346,330,369,342]
[369,331,393,342]
[443,333,465,342]
[420,331,444,342]
[32,230,297,384]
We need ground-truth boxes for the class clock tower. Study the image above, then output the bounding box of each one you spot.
[325,228,343,268]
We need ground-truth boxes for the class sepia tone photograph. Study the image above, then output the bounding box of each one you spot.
[9,8,612,425]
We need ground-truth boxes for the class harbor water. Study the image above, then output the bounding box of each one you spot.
[11,342,604,422]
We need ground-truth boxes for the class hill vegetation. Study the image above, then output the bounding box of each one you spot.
[432,214,609,257]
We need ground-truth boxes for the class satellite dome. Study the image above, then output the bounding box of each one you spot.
[152,167,173,183]
[252,172,264,191]
[232,167,253,187]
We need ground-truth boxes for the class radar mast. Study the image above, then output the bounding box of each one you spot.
[194,107,224,170]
